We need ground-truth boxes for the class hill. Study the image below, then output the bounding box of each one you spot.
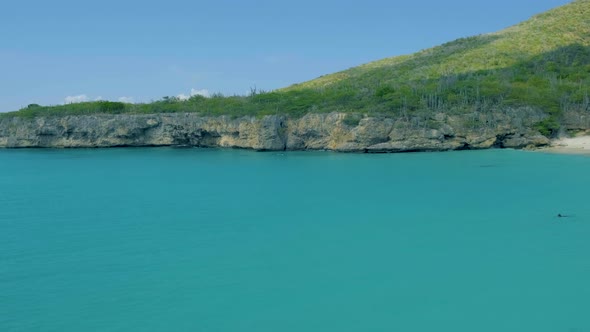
[3,0,590,137]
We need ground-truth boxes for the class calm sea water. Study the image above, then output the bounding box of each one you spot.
[1,148,589,332]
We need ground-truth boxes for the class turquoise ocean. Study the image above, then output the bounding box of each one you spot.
[1,148,589,332]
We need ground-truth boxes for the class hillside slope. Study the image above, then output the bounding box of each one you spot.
[279,0,590,135]
[288,0,590,91]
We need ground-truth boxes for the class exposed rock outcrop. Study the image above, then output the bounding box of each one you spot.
[0,107,576,152]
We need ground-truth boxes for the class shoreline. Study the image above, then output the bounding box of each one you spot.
[538,136,590,155]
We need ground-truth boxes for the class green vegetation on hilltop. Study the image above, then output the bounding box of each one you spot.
[3,0,590,137]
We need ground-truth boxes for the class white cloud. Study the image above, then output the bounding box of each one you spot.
[95,96,103,101]
[118,96,135,103]
[177,88,210,101]
[176,93,190,101]
[64,94,89,104]
[190,88,210,98]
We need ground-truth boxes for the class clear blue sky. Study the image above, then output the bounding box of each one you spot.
[0,0,571,112]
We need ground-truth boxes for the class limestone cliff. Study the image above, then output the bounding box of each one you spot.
[2,107,587,152]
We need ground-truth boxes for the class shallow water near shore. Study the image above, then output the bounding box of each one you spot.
[1,148,589,332]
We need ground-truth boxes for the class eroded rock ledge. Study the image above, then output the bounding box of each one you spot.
[1,108,580,152]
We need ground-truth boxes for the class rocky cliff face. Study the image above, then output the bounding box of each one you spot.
[1,107,584,152]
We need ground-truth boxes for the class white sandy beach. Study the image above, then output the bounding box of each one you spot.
[540,136,590,155]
